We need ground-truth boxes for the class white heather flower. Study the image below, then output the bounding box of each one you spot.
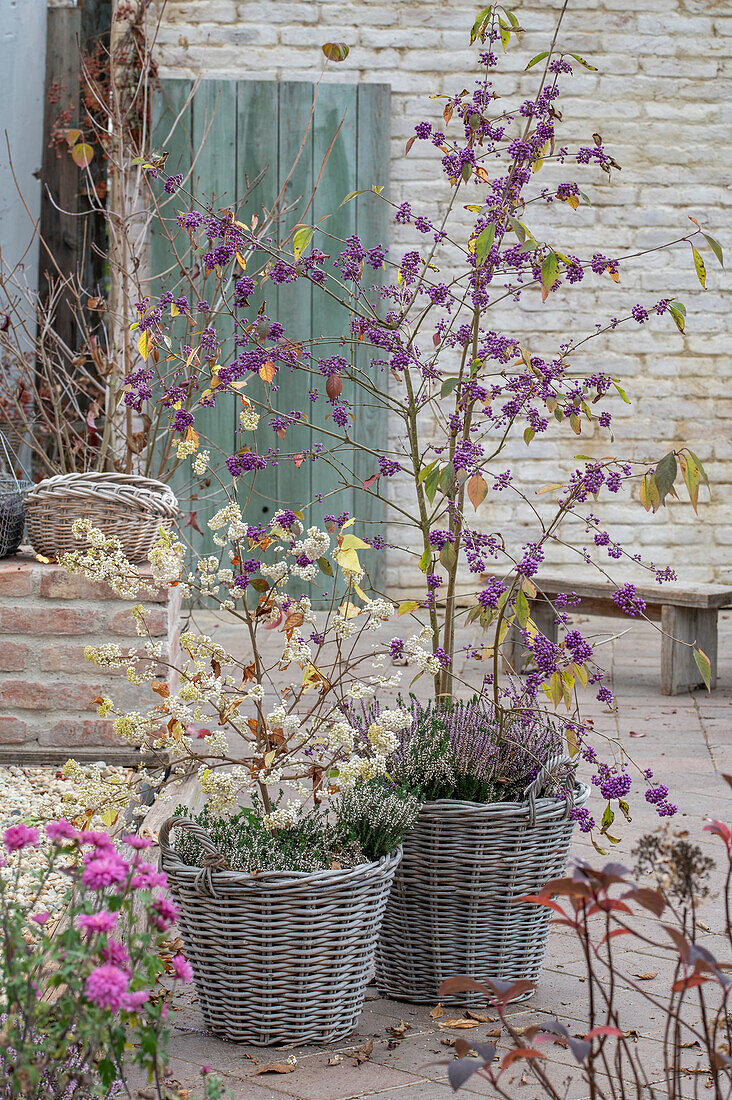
[192,449,210,475]
[262,801,299,832]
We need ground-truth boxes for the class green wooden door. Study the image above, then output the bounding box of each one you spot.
[151,79,390,598]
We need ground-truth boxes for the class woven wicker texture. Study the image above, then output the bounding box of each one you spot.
[0,432,30,558]
[24,472,178,562]
[159,816,402,1045]
[375,777,590,1005]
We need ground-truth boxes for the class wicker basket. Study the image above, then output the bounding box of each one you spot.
[375,767,590,1005]
[159,816,402,1045]
[24,472,178,562]
[0,432,31,559]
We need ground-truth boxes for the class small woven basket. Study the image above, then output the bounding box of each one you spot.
[159,816,402,1045]
[375,764,590,1005]
[0,432,31,559]
[24,472,178,562]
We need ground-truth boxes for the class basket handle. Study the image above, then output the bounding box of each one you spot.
[522,755,576,827]
[0,430,29,488]
[159,815,231,895]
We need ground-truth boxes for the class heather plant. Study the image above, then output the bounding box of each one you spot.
[173,779,419,873]
[0,818,223,1099]
[436,808,732,1100]
[84,4,725,847]
[367,695,565,803]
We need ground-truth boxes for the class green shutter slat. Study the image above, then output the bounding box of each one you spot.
[355,83,391,596]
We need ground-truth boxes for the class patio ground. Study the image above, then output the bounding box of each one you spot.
[141,609,732,1099]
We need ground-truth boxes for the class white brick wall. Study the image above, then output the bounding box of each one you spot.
[157,0,732,593]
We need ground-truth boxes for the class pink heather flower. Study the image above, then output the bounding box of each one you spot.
[4,824,39,852]
[85,965,130,1011]
[81,856,128,890]
[130,861,168,890]
[101,940,131,970]
[78,910,118,935]
[172,954,193,983]
[46,819,78,843]
[80,830,115,851]
[150,896,178,931]
[121,989,150,1012]
[31,911,50,926]
[122,834,153,850]
[201,1065,212,1076]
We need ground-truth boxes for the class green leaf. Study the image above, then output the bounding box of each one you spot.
[292,224,314,260]
[322,42,349,62]
[541,252,559,295]
[440,377,460,399]
[250,577,270,592]
[440,541,457,572]
[418,460,438,484]
[469,6,492,45]
[694,646,712,691]
[702,233,724,268]
[687,450,710,490]
[578,190,592,206]
[340,189,370,207]
[508,216,527,245]
[524,426,535,446]
[418,546,432,573]
[569,52,598,71]
[498,18,511,49]
[424,466,440,504]
[475,223,496,268]
[691,244,706,289]
[515,589,530,629]
[612,380,631,404]
[317,556,333,577]
[653,452,677,503]
[618,799,632,823]
[601,804,615,834]
[525,50,549,69]
[668,300,686,333]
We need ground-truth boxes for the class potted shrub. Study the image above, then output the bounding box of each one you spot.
[61,512,418,1043]
[68,5,719,1010]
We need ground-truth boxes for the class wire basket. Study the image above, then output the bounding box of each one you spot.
[24,472,178,563]
[375,763,590,1005]
[0,432,31,559]
[159,816,402,1045]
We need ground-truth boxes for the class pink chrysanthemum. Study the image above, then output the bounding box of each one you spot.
[85,965,130,1011]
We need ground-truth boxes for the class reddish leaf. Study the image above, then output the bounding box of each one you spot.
[321,42,349,62]
[585,1026,623,1040]
[185,511,203,534]
[673,974,710,993]
[405,135,416,156]
[439,976,492,998]
[71,142,94,168]
[362,473,380,490]
[520,895,568,916]
[293,453,305,468]
[500,1049,544,1072]
[704,819,732,848]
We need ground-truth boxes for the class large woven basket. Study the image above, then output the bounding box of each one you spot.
[24,472,178,562]
[159,816,402,1045]
[375,768,590,1005]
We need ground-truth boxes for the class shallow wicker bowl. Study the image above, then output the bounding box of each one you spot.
[24,472,178,562]
[159,816,402,1045]
[375,775,590,1005]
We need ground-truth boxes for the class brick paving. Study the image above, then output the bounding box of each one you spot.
[142,609,732,1099]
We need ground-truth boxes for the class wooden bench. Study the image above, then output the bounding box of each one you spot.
[498,576,732,695]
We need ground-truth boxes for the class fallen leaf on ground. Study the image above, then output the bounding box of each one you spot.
[327,1055,343,1066]
[387,1021,412,1039]
[466,1010,496,1023]
[353,1039,374,1065]
[681,1040,701,1049]
[255,1064,296,1075]
[635,971,659,981]
[629,730,645,738]
[438,1018,481,1029]
[486,1028,503,1039]
[626,1029,640,1043]
[429,1003,444,1018]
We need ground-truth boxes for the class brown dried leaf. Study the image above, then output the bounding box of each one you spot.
[438,1018,481,1030]
[151,680,170,699]
[466,1010,496,1023]
[429,1003,444,1019]
[327,1055,342,1066]
[353,1038,374,1065]
[635,971,659,981]
[255,1063,296,1076]
[387,1020,412,1039]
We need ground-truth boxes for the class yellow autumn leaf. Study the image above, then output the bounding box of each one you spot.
[340,533,371,551]
[340,517,356,530]
[171,303,179,317]
[137,331,151,361]
[334,547,362,574]
[339,600,362,619]
[101,809,118,827]
[236,252,247,270]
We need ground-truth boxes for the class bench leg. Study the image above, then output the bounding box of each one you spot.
[660,605,718,695]
[501,599,558,675]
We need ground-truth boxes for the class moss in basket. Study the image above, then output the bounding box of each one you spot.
[173,778,420,874]
[361,695,567,804]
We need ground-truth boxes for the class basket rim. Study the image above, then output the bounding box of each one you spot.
[415,780,591,818]
[25,471,176,501]
[161,829,402,891]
